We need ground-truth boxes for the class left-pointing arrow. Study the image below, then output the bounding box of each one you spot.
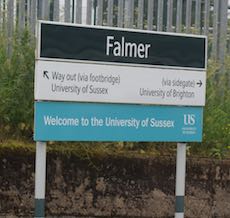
[43,70,49,79]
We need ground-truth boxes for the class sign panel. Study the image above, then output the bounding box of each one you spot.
[39,21,206,69]
[34,102,203,142]
[35,60,206,106]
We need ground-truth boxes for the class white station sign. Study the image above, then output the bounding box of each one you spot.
[35,60,206,106]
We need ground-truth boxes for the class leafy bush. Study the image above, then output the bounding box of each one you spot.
[0,31,35,139]
[191,59,230,157]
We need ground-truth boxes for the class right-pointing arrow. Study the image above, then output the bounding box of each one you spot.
[197,80,202,87]
[43,70,49,79]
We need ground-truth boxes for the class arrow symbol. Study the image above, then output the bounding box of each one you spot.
[43,70,49,79]
[197,80,202,87]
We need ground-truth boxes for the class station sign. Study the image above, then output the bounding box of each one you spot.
[34,102,203,142]
[34,21,207,142]
[38,21,206,69]
[35,60,206,106]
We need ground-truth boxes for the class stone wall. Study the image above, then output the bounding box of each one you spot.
[0,149,230,217]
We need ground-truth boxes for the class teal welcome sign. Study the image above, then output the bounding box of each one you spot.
[34,102,203,142]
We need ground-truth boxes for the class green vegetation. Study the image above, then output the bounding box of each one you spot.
[0,31,229,158]
[0,31,34,140]
[201,59,230,158]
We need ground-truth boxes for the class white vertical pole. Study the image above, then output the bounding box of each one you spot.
[175,143,186,218]
[35,141,47,218]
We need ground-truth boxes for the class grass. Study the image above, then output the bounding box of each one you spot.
[1,139,229,160]
[0,139,176,158]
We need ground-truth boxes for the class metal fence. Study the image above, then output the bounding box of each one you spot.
[0,0,229,62]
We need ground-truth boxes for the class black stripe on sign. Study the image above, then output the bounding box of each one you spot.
[40,23,206,69]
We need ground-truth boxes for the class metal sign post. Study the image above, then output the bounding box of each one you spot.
[175,143,187,218]
[34,141,47,218]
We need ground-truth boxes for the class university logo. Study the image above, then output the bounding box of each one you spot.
[184,114,196,125]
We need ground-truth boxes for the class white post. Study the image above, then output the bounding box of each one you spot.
[35,141,47,218]
[175,143,186,218]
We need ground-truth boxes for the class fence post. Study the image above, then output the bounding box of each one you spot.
[185,0,192,33]
[137,0,144,29]
[218,0,228,64]
[30,0,37,35]
[212,0,219,59]
[96,0,103,26]
[37,0,42,19]
[64,0,71,22]
[7,0,14,57]
[147,0,154,30]
[53,0,60,22]
[86,0,92,25]
[203,0,210,35]
[27,0,31,26]
[75,0,82,24]
[176,0,182,32]
[18,0,25,33]
[166,0,173,32]
[3,0,7,33]
[117,0,123,28]
[0,0,2,31]
[195,0,201,34]
[157,0,164,31]
[124,0,133,28]
[41,0,49,20]
[107,0,113,26]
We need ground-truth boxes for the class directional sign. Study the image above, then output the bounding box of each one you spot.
[35,60,206,106]
[34,21,207,142]
[38,21,207,69]
[34,102,203,142]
